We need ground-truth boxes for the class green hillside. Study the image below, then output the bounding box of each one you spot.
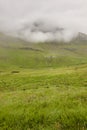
[0,33,87,70]
[0,33,87,130]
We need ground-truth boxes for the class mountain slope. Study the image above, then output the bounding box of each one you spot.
[0,32,87,70]
[71,32,87,43]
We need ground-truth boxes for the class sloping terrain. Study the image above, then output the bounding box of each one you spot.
[0,32,87,130]
[0,33,87,70]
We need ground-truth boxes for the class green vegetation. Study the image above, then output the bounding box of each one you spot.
[0,34,87,130]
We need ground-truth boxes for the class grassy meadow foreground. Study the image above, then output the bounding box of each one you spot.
[0,34,87,130]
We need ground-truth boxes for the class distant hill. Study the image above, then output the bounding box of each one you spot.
[0,31,87,70]
[0,30,87,46]
[71,32,87,43]
[0,32,28,46]
[0,32,43,51]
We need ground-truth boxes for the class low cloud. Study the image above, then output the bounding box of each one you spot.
[12,20,76,42]
[0,0,87,42]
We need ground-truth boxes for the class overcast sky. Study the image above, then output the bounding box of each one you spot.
[0,0,87,41]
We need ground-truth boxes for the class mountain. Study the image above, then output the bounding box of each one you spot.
[71,32,87,43]
[0,31,87,70]
[0,32,43,51]
[0,30,87,46]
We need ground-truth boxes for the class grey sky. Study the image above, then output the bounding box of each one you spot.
[0,0,87,41]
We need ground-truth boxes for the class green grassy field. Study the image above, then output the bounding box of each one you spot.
[0,34,87,130]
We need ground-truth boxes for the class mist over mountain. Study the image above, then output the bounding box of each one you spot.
[0,0,87,43]
[72,32,87,42]
[1,26,87,44]
[3,20,78,43]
